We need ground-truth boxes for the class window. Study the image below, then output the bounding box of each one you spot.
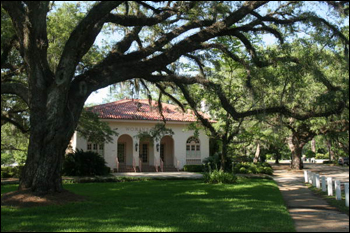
[186,137,200,144]
[186,137,201,165]
[87,142,104,156]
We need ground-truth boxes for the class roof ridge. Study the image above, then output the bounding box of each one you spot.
[86,98,212,122]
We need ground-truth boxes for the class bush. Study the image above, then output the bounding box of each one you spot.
[203,154,221,172]
[232,156,253,163]
[305,150,316,158]
[183,165,204,172]
[233,162,273,175]
[263,167,273,175]
[315,153,329,159]
[1,166,24,179]
[63,149,110,176]
[239,167,248,174]
[204,170,237,184]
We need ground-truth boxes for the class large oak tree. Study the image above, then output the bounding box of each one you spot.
[1,1,349,195]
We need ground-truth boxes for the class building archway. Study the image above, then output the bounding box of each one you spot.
[160,135,174,166]
[117,134,133,166]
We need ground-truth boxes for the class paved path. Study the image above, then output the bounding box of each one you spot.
[272,163,349,232]
[112,172,204,179]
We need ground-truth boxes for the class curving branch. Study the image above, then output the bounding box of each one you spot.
[1,82,29,106]
[55,1,124,85]
[1,35,19,68]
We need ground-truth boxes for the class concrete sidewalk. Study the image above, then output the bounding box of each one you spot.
[112,172,204,179]
[272,164,349,232]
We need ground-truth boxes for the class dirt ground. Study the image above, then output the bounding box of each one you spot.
[1,189,86,208]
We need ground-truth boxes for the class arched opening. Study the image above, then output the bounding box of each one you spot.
[160,135,174,167]
[186,136,201,165]
[117,134,133,166]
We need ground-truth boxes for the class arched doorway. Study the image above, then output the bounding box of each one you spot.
[117,134,133,166]
[160,135,174,167]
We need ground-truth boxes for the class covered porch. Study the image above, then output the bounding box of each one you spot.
[114,134,180,173]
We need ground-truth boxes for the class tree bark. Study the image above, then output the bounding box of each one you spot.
[326,139,335,161]
[253,142,261,163]
[287,136,304,170]
[274,150,281,164]
[221,140,228,171]
[19,85,85,195]
[311,138,316,153]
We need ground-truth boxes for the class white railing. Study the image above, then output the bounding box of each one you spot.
[116,156,119,173]
[133,157,136,173]
[304,170,349,207]
[160,158,164,172]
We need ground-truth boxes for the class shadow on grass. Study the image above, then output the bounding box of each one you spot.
[2,179,295,232]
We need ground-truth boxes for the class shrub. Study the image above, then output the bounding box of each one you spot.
[203,154,221,172]
[183,165,204,172]
[239,167,248,174]
[1,166,24,179]
[315,153,329,159]
[233,162,273,175]
[204,170,237,184]
[263,167,273,175]
[63,149,110,176]
[305,150,316,158]
[248,164,258,174]
[232,156,253,163]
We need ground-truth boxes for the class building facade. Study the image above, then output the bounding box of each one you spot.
[71,99,210,172]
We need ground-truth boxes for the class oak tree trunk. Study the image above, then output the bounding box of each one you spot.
[311,138,316,153]
[326,139,335,161]
[220,140,228,171]
[19,87,85,195]
[287,136,304,170]
[253,143,261,163]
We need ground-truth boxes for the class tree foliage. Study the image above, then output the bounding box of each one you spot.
[76,109,119,144]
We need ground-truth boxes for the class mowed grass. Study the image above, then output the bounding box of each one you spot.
[1,179,295,232]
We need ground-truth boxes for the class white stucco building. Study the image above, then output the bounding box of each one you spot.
[71,99,210,172]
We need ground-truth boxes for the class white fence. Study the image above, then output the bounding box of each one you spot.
[304,170,349,207]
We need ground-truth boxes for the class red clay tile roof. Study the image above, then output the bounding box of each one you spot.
[87,99,210,122]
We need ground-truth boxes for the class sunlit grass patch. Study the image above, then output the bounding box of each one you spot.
[2,179,295,232]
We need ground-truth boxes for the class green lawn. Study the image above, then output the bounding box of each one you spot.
[1,179,295,232]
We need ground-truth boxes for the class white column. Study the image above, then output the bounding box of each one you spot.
[312,173,317,187]
[134,139,140,168]
[345,183,349,207]
[304,170,308,183]
[308,171,313,184]
[154,139,160,167]
[316,174,321,189]
[335,180,342,201]
[327,177,333,196]
[321,176,327,192]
